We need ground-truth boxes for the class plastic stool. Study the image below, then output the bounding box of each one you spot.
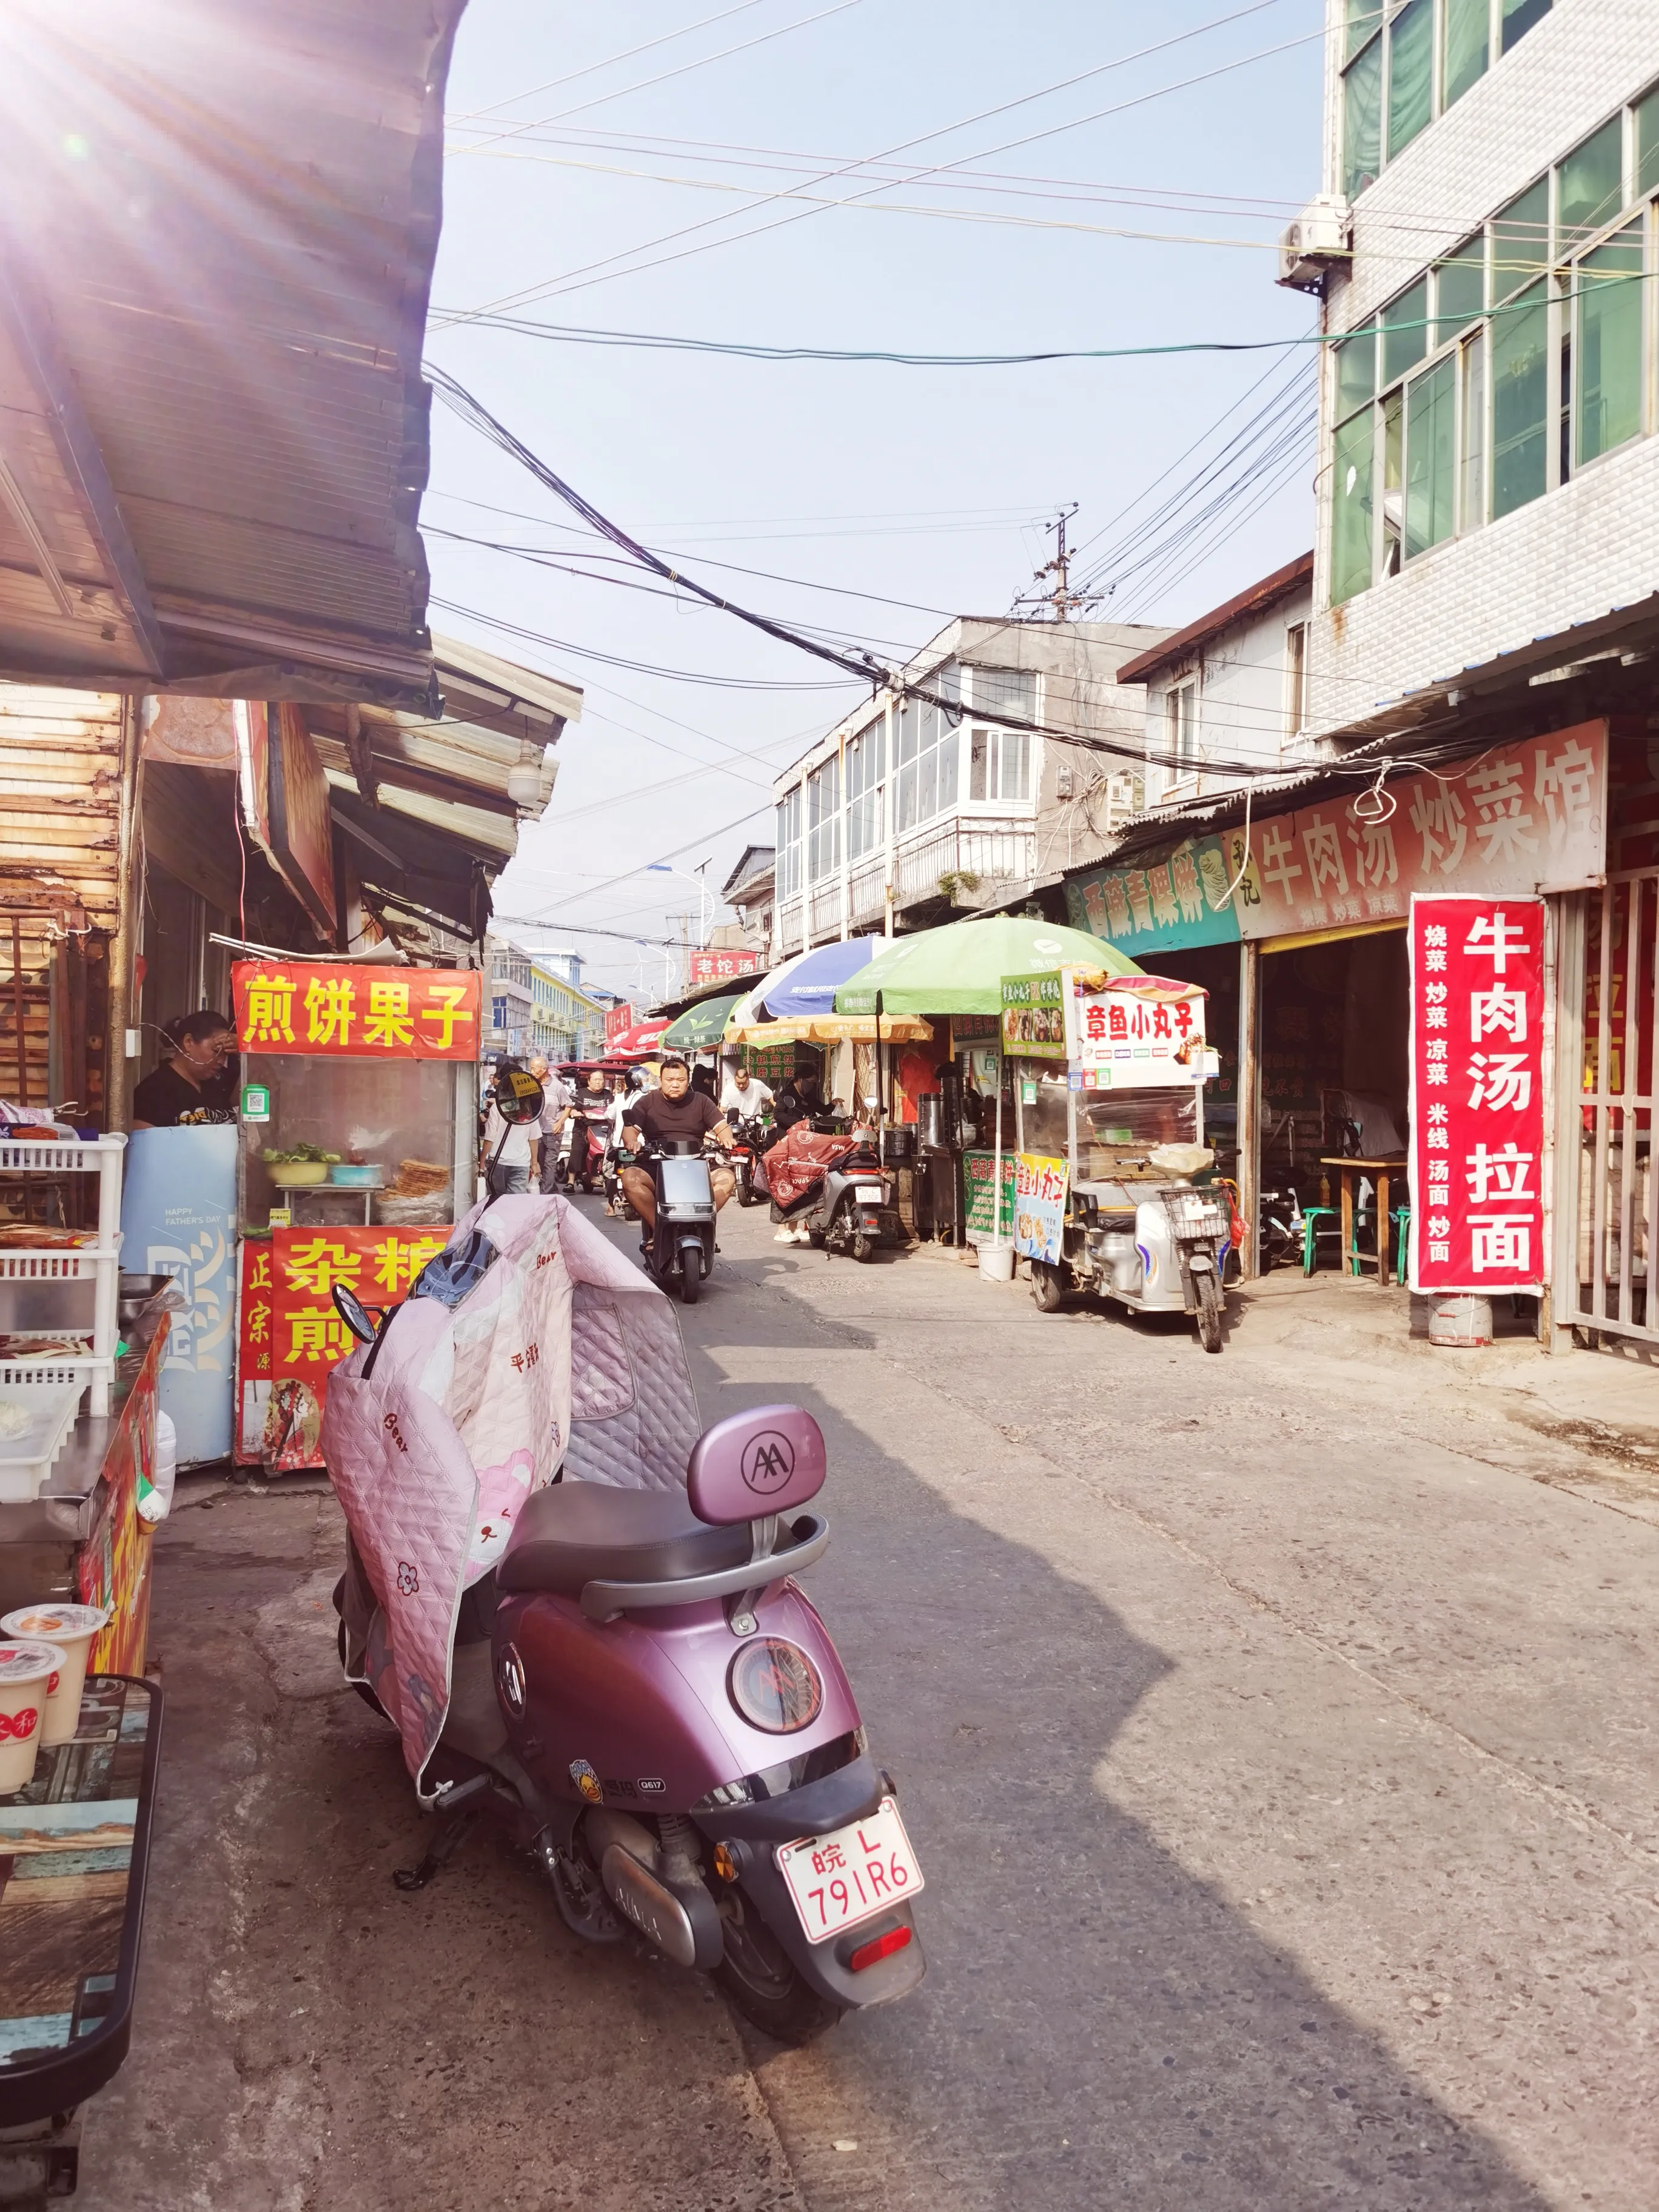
[1392,1205,1411,1286]
[1301,1205,1336,1275]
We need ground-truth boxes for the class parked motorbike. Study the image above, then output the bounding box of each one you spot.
[1031,1173,1230,1352]
[800,1130,903,1264]
[602,1133,637,1220]
[727,1112,773,1208]
[634,1137,720,1304]
[329,1275,926,2045]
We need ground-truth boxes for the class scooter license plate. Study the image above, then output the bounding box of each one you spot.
[774,1796,923,1943]
[854,1182,885,1201]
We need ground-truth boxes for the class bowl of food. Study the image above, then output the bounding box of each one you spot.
[329,1163,383,1187]
[263,1144,339,1188]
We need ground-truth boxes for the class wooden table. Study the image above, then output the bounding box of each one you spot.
[1319,1155,1408,1282]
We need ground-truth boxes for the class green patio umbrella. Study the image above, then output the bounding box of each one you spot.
[662,991,745,1050]
[834,915,1141,1017]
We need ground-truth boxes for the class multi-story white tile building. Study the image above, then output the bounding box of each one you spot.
[769,617,1164,959]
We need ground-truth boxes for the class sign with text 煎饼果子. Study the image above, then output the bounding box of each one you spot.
[1000,972,1067,1059]
[233,962,480,1061]
[1408,896,1544,1295]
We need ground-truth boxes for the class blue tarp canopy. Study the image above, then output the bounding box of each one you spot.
[761,937,882,1021]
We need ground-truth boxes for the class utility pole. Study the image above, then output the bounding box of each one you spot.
[1014,504,1101,622]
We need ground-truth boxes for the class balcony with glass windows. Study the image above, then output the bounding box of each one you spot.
[771,660,1044,951]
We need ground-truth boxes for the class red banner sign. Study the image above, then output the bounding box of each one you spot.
[688,948,760,984]
[232,962,480,1059]
[604,1001,635,1045]
[1409,895,1544,1294]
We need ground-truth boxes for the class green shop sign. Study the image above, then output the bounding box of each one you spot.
[1064,834,1241,958]
[999,972,1067,1060]
[963,1150,1016,1239]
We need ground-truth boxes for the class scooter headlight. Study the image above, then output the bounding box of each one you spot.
[728,1638,824,1735]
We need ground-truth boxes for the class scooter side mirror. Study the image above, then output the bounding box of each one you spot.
[686,1404,826,1525]
[332,1281,379,1344]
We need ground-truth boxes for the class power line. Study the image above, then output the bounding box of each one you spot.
[448,0,868,159]
[435,0,1305,321]
[449,0,777,124]
[427,366,1327,784]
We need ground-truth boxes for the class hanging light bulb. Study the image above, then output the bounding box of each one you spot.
[506,740,545,810]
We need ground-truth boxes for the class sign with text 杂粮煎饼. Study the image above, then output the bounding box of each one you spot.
[1408,896,1544,1295]
[232,962,480,1061]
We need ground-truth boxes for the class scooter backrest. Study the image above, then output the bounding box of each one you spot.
[685,1404,826,1524]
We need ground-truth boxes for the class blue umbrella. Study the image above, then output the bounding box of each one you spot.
[761,937,883,1021]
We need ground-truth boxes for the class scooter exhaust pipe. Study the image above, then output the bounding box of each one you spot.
[589,1809,724,1969]
[602,1846,700,1967]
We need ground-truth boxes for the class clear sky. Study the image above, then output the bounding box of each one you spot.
[423,0,1327,1000]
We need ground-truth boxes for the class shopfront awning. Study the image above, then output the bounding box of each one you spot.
[609,1019,669,1059]
[330,786,488,942]
[0,0,466,708]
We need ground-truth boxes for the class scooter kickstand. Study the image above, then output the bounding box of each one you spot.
[393,1806,480,1892]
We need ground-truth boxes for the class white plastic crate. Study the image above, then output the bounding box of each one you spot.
[0,1378,84,1502]
[0,1244,121,1282]
[0,1136,124,1174]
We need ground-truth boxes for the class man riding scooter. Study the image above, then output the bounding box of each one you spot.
[620,1057,736,1295]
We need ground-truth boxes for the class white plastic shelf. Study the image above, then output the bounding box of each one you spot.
[0,1133,125,1419]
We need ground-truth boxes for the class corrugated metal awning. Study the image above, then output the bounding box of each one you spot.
[0,0,466,708]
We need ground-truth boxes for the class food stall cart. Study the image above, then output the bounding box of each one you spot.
[999,964,1232,1347]
[229,960,481,1470]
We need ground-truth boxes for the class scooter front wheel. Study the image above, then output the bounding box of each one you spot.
[1196,1268,1224,1353]
[680,1245,703,1304]
[715,1882,847,2045]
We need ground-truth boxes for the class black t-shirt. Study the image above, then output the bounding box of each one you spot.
[132,1062,238,1127]
[625,1088,723,1147]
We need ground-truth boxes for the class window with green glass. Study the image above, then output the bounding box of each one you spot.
[1387,0,1433,162]
[1405,357,1457,557]
[1336,332,1376,417]
[1442,0,1488,108]
[1558,118,1624,242]
[1382,280,1429,386]
[1343,38,1382,199]
[1638,88,1659,201]
[1492,179,1549,301]
[1346,0,1383,61]
[1332,408,1376,605]
[1500,0,1550,55]
[1491,281,1549,517]
[1576,223,1645,465]
[1435,238,1485,343]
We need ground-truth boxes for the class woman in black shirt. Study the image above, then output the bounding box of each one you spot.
[132,1011,239,1128]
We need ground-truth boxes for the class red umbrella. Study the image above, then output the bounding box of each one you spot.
[608,1017,668,1059]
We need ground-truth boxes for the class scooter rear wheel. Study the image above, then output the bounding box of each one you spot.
[680,1245,703,1304]
[715,1882,846,2045]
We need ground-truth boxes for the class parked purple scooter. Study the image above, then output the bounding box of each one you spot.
[329,1279,925,2044]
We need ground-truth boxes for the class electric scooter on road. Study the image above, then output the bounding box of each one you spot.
[329,1276,927,2045]
[632,1137,720,1304]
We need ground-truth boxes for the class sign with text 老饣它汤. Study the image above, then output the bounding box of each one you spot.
[1013,1152,1068,1265]
[233,962,480,1061]
[688,948,761,985]
[1000,972,1067,1059]
[1408,896,1544,1295]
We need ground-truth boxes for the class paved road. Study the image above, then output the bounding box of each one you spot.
[81,1197,1657,2210]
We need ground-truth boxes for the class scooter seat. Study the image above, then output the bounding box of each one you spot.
[495,1482,753,1598]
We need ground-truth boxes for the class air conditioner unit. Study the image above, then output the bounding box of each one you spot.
[1277,195,1353,293]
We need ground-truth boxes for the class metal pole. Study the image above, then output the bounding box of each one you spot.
[1236,940,1261,1281]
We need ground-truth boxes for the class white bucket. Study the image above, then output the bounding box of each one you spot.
[1429,1293,1492,1347]
[977,1242,1016,1283]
